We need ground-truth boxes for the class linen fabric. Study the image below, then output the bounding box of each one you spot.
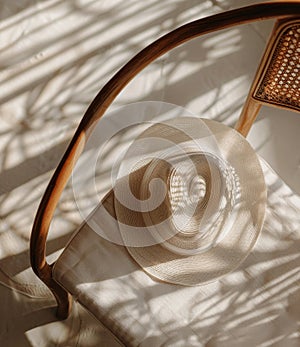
[53,158,300,346]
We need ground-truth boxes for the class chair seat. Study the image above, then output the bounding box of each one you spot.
[53,158,300,347]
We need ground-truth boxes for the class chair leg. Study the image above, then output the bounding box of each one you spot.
[47,273,72,320]
[235,97,261,137]
[54,287,72,320]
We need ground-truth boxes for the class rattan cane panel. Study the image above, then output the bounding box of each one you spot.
[254,24,300,111]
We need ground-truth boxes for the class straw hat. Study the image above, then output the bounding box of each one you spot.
[105,117,267,286]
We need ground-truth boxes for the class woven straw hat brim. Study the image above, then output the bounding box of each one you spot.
[110,118,267,286]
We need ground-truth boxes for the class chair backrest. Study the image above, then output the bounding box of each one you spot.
[29,2,300,320]
[235,17,300,136]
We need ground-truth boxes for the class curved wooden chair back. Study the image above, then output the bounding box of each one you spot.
[30,2,300,320]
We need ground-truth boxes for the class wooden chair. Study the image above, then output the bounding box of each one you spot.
[30,2,300,345]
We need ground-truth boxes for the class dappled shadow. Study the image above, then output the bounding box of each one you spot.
[0,0,299,345]
[0,282,122,346]
[53,166,300,346]
[54,112,300,346]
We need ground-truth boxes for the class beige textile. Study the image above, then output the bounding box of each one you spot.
[53,158,300,346]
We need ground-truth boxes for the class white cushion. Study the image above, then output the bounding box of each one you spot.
[53,158,300,346]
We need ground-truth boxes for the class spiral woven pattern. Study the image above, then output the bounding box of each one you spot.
[114,118,267,285]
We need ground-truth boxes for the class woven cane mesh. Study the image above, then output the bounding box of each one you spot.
[254,23,300,111]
